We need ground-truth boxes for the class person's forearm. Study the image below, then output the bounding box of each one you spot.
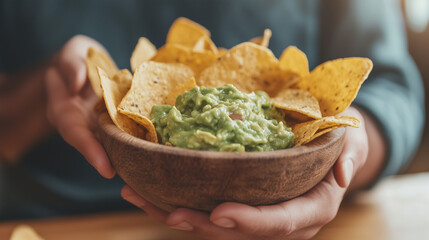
[349,107,387,191]
[0,59,54,163]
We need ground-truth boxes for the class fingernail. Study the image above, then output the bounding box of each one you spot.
[169,221,194,231]
[344,159,354,187]
[212,218,236,228]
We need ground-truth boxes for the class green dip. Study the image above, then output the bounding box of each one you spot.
[150,84,294,152]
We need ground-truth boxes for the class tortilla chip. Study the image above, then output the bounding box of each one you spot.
[215,47,228,59]
[166,17,210,48]
[318,115,360,130]
[86,47,118,97]
[193,35,218,54]
[292,116,360,146]
[111,69,133,93]
[10,225,44,240]
[152,43,217,75]
[98,68,145,138]
[297,58,373,116]
[272,89,321,121]
[279,46,309,78]
[308,116,361,143]
[198,42,297,95]
[165,77,197,106]
[310,127,341,142]
[193,37,205,52]
[130,37,157,72]
[118,62,194,141]
[217,47,227,54]
[118,109,158,143]
[250,29,272,48]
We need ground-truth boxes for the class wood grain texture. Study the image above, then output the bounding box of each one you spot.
[98,112,345,212]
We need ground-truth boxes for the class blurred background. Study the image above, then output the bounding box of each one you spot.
[402,0,429,173]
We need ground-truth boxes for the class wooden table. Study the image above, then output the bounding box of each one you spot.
[1,173,428,240]
[315,172,429,240]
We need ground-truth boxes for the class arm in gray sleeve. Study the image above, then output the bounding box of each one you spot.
[319,0,425,178]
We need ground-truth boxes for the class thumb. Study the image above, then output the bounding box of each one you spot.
[333,127,358,188]
[333,153,354,188]
[56,35,105,94]
[334,107,368,188]
[45,67,115,179]
[45,66,70,124]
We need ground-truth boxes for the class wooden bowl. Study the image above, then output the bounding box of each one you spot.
[98,112,345,212]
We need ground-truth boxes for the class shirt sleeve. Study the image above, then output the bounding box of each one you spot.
[319,0,425,179]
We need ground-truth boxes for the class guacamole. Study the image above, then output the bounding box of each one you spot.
[150,84,294,152]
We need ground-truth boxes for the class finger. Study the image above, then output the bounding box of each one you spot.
[334,107,368,188]
[333,146,354,188]
[45,67,66,125]
[211,202,294,236]
[47,64,98,129]
[121,185,169,223]
[57,35,106,94]
[166,208,240,239]
[45,67,115,178]
[79,81,99,130]
[45,67,70,106]
[57,43,87,94]
[45,66,76,128]
[334,127,358,188]
[284,226,323,240]
[81,78,99,104]
[210,171,344,236]
[333,125,367,188]
[58,119,115,178]
[65,59,87,95]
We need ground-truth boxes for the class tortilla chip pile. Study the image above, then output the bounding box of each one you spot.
[87,17,372,148]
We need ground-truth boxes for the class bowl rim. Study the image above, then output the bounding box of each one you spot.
[98,112,346,160]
